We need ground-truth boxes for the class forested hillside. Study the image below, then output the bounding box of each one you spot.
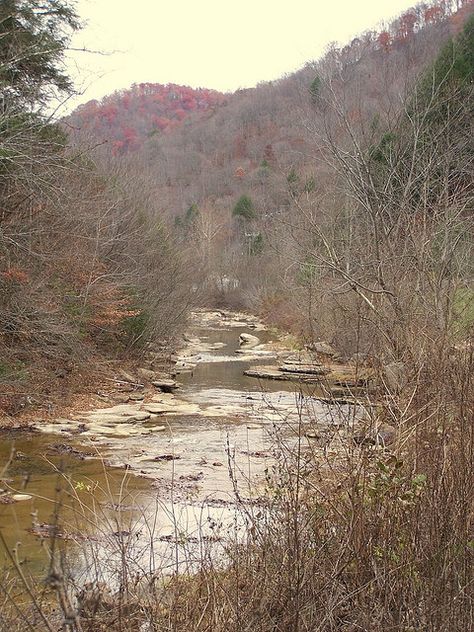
[0,0,191,417]
[68,83,225,154]
[69,0,474,351]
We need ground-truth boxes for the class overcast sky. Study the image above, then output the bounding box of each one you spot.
[65,0,417,110]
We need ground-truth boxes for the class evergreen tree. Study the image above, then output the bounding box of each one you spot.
[0,1,78,182]
[309,75,322,102]
[232,195,256,220]
[0,0,79,109]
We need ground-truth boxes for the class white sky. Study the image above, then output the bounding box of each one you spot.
[65,0,417,109]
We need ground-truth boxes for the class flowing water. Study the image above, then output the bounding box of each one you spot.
[0,313,352,580]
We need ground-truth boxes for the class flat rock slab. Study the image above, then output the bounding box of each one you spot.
[151,379,179,392]
[128,393,145,401]
[235,346,276,357]
[83,423,167,438]
[279,351,319,364]
[314,396,361,405]
[245,363,374,390]
[280,364,330,376]
[143,403,177,414]
[190,309,263,330]
[144,400,200,415]
[83,424,142,438]
[244,366,296,380]
[79,403,141,419]
[244,366,325,382]
[320,383,369,397]
[33,420,85,435]
[62,401,177,438]
[130,412,151,422]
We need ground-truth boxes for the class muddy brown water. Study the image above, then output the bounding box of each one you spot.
[0,318,348,579]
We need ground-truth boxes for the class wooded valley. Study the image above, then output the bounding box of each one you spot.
[1,1,473,630]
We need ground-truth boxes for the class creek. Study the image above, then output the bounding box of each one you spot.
[0,311,352,580]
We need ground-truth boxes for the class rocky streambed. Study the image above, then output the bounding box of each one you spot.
[0,310,376,577]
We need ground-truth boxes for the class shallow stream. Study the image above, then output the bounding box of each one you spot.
[0,312,349,579]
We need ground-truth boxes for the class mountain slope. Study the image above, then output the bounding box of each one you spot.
[67,0,474,329]
[68,83,225,153]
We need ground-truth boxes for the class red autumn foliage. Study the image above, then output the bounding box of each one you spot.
[425,5,444,23]
[88,285,141,328]
[450,1,474,32]
[397,11,418,39]
[378,31,391,50]
[68,83,225,154]
[233,135,247,160]
[1,267,29,284]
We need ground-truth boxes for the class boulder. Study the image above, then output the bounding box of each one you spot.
[307,341,337,357]
[239,333,260,349]
[353,423,396,447]
[383,362,406,393]
[136,368,157,381]
[282,351,319,365]
[119,370,137,383]
[377,423,397,446]
[11,494,33,502]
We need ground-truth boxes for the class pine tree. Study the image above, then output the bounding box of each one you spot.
[0,0,79,109]
[232,195,256,221]
[309,76,322,103]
